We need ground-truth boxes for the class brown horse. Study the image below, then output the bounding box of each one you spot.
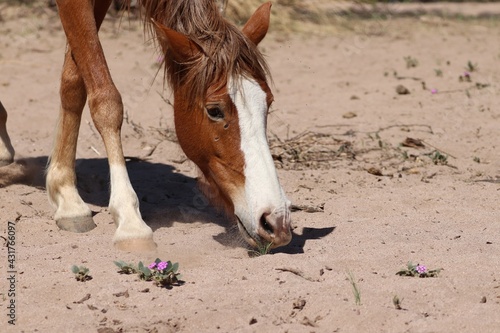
[16,0,292,251]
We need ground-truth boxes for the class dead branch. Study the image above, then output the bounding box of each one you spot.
[275,267,319,282]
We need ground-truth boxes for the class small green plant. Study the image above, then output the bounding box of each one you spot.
[475,82,490,89]
[401,150,409,160]
[396,262,442,278]
[71,265,92,282]
[136,261,153,281]
[114,260,136,274]
[473,156,481,163]
[249,242,273,257]
[114,258,182,288]
[466,60,478,72]
[428,150,448,165]
[434,69,443,77]
[404,56,418,69]
[393,295,403,310]
[347,271,361,306]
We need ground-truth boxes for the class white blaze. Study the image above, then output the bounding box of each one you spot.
[228,76,288,230]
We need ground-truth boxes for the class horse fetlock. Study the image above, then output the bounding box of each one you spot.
[0,133,15,167]
[108,201,141,227]
[0,147,14,166]
[48,182,93,232]
[46,166,76,198]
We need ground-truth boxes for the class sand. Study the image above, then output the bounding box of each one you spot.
[1,2,499,332]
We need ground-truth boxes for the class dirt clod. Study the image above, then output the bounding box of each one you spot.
[396,84,410,95]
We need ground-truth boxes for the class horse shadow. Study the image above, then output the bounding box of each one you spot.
[1,156,335,253]
[74,157,228,231]
[0,156,222,227]
[273,227,336,254]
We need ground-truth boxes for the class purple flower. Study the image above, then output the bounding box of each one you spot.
[157,261,168,271]
[148,262,157,269]
[416,265,427,274]
[430,89,438,94]
[464,71,470,77]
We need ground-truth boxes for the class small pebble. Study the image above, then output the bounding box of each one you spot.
[396,85,410,95]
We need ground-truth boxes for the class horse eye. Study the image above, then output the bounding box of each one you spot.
[206,106,224,120]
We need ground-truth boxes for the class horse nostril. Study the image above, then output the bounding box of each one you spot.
[260,214,274,236]
[256,211,292,248]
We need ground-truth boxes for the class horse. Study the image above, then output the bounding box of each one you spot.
[9,0,293,252]
[0,102,15,167]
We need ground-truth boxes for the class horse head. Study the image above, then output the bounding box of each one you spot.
[154,3,292,249]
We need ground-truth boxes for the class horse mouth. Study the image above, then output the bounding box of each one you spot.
[235,215,259,248]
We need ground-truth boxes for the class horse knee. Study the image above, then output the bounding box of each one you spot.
[88,88,124,133]
[60,57,87,112]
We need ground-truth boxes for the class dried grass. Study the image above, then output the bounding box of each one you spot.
[225,0,346,34]
[269,131,353,170]
[2,0,348,34]
[268,124,454,177]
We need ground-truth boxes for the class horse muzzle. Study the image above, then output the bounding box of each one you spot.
[236,206,292,249]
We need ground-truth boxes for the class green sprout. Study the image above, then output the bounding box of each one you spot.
[466,60,478,72]
[428,150,448,165]
[248,242,273,257]
[114,260,136,274]
[347,271,361,306]
[393,295,404,310]
[71,265,92,282]
[404,56,418,69]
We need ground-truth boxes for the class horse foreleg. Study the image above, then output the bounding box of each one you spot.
[47,0,111,233]
[46,48,96,232]
[0,101,15,166]
[52,0,155,251]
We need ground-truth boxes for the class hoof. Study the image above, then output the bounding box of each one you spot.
[114,237,157,252]
[56,215,97,233]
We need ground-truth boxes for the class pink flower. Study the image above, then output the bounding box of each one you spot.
[464,71,470,77]
[430,89,438,94]
[157,261,168,271]
[416,265,427,274]
[148,262,157,269]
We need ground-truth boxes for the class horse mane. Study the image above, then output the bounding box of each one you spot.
[136,0,270,107]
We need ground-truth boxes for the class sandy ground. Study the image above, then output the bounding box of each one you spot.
[1,2,500,333]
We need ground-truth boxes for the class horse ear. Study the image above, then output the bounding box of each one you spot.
[242,2,271,46]
[152,20,201,62]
